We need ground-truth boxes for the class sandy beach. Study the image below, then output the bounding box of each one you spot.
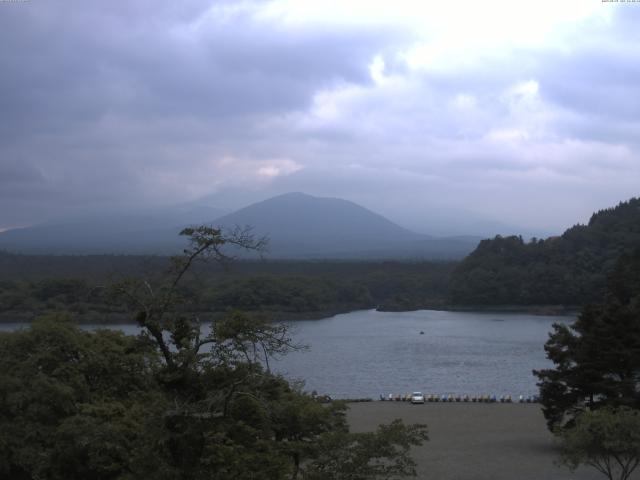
[347,402,637,480]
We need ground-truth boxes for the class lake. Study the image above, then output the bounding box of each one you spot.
[0,309,572,399]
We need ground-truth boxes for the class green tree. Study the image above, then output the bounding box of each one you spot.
[450,197,640,306]
[301,420,428,480]
[0,313,166,480]
[0,226,429,479]
[558,407,640,480]
[534,249,640,431]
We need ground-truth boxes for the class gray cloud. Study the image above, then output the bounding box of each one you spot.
[0,1,638,234]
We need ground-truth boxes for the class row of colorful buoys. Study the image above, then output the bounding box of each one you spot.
[385,393,415,401]
[381,394,540,403]
[517,395,540,403]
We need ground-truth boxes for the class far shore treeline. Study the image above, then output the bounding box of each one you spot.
[0,197,639,323]
[0,258,454,323]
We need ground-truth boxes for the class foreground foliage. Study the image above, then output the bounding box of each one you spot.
[535,249,640,430]
[0,226,428,479]
[558,407,640,480]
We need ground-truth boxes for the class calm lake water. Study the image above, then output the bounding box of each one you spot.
[277,309,572,399]
[0,309,573,399]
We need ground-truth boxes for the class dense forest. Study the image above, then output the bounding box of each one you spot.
[449,198,640,306]
[0,227,429,479]
[0,256,454,322]
[2,197,639,322]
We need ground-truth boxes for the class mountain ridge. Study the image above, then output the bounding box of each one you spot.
[0,192,480,259]
[209,192,482,259]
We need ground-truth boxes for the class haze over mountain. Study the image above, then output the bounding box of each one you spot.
[210,192,480,259]
[0,193,481,259]
[190,189,547,239]
[2,3,639,245]
[0,205,228,255]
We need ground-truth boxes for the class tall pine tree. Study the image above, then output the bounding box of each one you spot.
[535,249,640,430]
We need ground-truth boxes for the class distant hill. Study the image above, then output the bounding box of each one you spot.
[0,192,480,259]
[0,205,227,254]
[449,197,640,306]
[210,192,479,259]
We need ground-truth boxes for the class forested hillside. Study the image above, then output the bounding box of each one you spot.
[3,197,639,318]
[449,198,640,306]
[0,256,454,322]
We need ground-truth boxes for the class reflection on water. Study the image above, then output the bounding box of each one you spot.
[1,309,573,399]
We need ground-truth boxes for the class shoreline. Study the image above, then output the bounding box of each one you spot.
[0,304,578,324]
[0,308,359,324]
[377,304,580,316]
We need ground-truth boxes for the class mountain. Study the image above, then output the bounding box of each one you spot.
[209,192,479,259]
[449,197,640,306]
[0,205,227,254]
[0,192,480,259]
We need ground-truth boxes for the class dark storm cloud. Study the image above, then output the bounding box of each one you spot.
[0,1,638,233]
[0,0,397,132]
[0,0,408,225]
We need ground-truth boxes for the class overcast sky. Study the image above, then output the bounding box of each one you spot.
[1,0,639,235]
